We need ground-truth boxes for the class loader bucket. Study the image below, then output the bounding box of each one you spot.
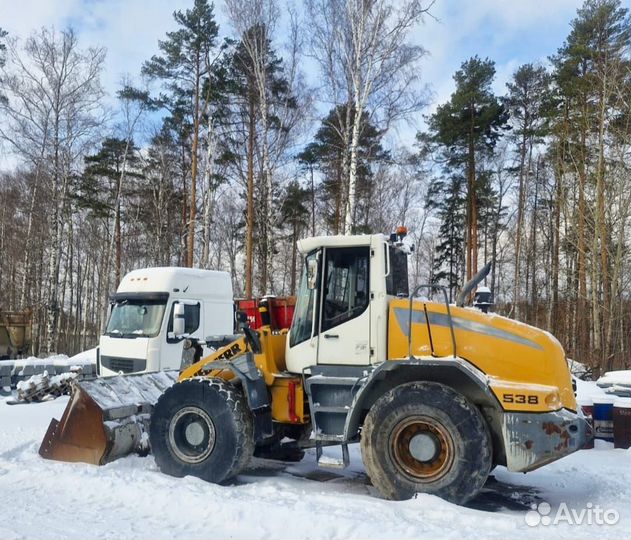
[39,371,178,466]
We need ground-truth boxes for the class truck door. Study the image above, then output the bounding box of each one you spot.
[317,246,371,365]
[162,300,203,370]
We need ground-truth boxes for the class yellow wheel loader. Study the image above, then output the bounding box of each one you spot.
[40,232,591,504]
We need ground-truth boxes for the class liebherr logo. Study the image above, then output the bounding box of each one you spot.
[525,501,619,527]
[215,343,241,361]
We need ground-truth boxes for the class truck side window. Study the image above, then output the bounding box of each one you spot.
[167,302,201,336]
[322,247,370,332]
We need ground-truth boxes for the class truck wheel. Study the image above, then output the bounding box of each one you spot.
[360,381,491,504]
[150,377,254,483]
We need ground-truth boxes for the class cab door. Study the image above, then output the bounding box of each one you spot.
[161,300,202,370]
[317,246,371,365]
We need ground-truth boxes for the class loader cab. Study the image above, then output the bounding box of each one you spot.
[286,234,409,374]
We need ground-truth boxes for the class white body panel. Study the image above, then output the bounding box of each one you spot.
[99,267,233,376]
[317,308,371,365]
[286,234,390,374]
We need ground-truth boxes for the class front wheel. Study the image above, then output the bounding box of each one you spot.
[360,381,492,504]
[149,378,254,483]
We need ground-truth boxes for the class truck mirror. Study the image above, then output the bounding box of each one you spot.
[236,311,248,326]
[173,303,186,336]
[307,258,318,290]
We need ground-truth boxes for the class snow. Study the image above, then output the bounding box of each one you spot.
[0,380,629,539]
[614,398,631,409]
[597,370,631,398]
[16,371,76,392]
[567,358,589,379]
[0,350,96,374]
[68,347,98,364]
[598,370,631,387]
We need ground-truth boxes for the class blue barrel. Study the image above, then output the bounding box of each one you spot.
[593,396,616,442]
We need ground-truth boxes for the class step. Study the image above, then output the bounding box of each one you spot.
[306,375,363,386]
[311,405,350,413]
[304,365,371,443]
[316,442,350,469]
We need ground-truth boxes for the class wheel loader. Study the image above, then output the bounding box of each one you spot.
[40,231,591,504]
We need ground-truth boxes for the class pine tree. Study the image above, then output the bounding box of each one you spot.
[505,64,552,318]
[298,104,388,234]
[281,181,310,295]
[425,174,466,301]
[135,127,186,266]
[424,56,509,283]
[551,0,631,368]
[225,27,297,296]
[142,0,220,267]
[75,138,143,283]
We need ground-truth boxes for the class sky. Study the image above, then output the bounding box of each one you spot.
[0,0,585,153]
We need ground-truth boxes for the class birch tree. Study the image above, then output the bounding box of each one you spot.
[307,0,432,233]
[0,28,105,352]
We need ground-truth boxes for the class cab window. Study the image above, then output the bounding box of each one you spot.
[289,251,319,347]
[386,245,409,297]
[321,247,370,332]
[167,302,201,337]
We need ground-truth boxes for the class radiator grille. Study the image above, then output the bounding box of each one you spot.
[100,356,146,373]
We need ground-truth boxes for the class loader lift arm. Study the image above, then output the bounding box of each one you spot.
[39,326,270,467]
[179,326,273,442]
[179,323,260,381]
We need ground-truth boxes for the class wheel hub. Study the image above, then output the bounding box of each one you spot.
[184,421,206,447]
[168,406,216,464]
[409,432,440,462]
[390,416,454,482]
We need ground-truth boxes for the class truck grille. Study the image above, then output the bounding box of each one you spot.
[100,356,146,373]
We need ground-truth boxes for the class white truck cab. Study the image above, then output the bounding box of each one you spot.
[98,267,233,376]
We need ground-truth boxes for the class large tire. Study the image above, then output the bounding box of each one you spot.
[360,381,492,504]
[150,377,254,483]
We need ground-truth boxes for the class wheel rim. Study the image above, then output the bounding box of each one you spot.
[390,415,454,483]
[168,406,216,464]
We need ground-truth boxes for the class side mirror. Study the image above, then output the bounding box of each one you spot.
[173,303,186,336]
[307,258,319,290]
[235,310,248,329]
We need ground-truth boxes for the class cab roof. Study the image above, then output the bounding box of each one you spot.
[297,234,386,254]
[117,267,232,300]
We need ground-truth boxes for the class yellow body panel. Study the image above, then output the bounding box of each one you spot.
[387,299,576,413]
[254,329,288,385]
[270,375,306,423]
[179,328,308,424]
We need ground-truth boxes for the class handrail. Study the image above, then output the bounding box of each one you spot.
[383,241,391,278]
[407,284,457,360]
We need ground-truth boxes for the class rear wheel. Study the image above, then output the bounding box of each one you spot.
[150,378,254,483]
[361,381,491,504]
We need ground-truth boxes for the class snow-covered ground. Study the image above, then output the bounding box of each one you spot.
[0,379,629,539]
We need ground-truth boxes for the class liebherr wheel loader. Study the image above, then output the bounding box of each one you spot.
[40,231,591,504]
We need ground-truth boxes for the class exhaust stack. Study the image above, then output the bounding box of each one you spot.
[456,262,492,308]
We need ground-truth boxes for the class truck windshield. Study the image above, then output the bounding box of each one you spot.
[105,299,166,338]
